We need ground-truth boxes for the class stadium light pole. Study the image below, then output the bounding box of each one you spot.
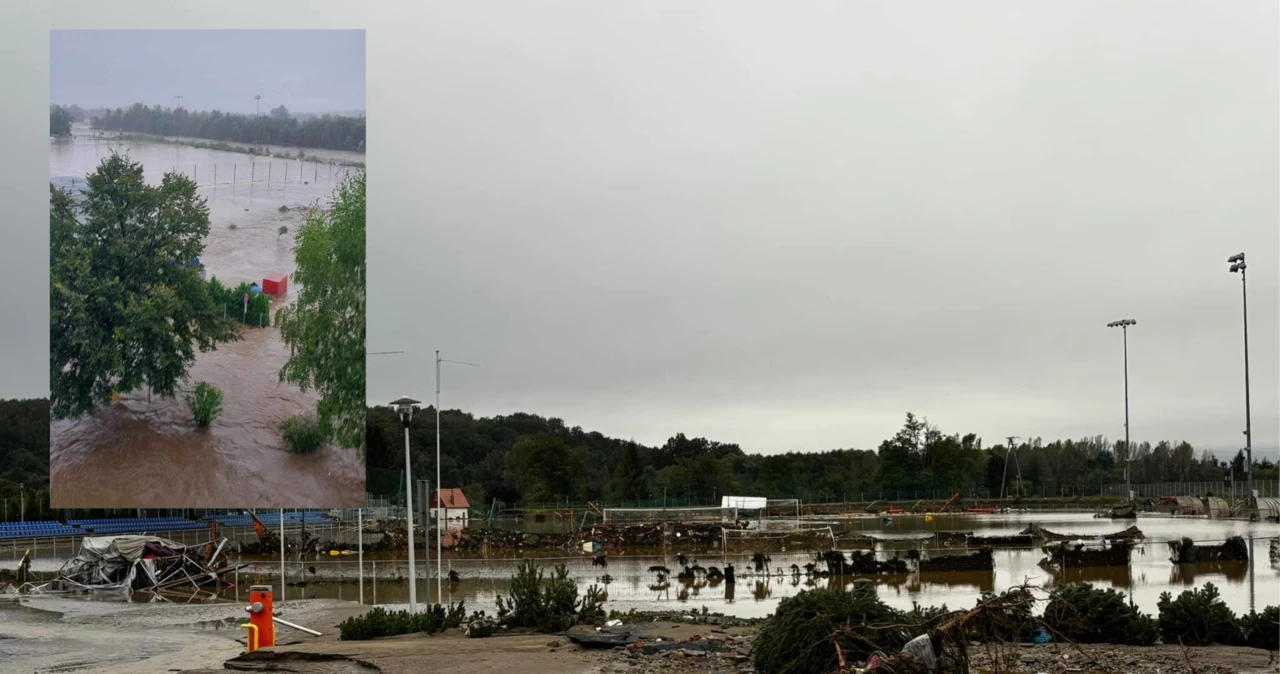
[1228,253,1253,503]
[436,351,480,602]
[391,396,421,613]
[1106,319,1137,499]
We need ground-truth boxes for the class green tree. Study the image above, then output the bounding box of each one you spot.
[612,443,642,502]
[276,171,367,450]
[49,153,240,419]
[50,105,73,136]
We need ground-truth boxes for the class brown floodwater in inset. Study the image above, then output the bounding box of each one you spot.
[49,128,364,508]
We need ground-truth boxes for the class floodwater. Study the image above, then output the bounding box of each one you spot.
[49,125,365,508]
[219,513,1280,618]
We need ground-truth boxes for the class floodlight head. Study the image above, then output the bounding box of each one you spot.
[1230,262,1246,273]
[1228,253,1244,263]
[390,396,421,422]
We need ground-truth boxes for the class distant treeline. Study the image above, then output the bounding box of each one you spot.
[3,397,1275,519]
[0,399,50,518]
[87,102,365,152]
[365,407,1279,509]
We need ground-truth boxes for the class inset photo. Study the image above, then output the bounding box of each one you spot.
[48,30,367,508]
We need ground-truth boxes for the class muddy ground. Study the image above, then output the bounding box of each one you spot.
[5,595,1275,674]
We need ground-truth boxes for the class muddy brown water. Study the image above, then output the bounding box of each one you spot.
[49,129,364,508]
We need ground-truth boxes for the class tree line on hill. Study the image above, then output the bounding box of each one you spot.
[80,102,365,152]
[2,397,1275,520]
[365,407,1278,509]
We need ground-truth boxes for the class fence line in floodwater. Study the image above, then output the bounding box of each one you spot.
[57,159,358,194]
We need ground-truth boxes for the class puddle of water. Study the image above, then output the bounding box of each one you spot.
[49,129,365,508]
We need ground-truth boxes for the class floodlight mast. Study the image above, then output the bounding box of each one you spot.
[391,396,422,612]
[1106,319,1137,498]
[1227,253,1252,503]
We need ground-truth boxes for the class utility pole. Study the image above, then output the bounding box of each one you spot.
[175,95,183,109]
[436,351,480,603]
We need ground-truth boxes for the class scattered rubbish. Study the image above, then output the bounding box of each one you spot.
[605,619,622,627]
[1039,540,1133,569]
[1021,523,1145,543]
[1168,536,1248,563]
[917,547,994,573]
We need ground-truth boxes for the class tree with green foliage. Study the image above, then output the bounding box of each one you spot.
[49,153,240,419]
[612,443,642,501]
[50,105,73,136]
[276,170,366,451]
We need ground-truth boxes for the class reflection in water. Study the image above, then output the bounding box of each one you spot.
[1170,562,1249,585]
[49,131,365,507]
[909,571,996,593]
[126,514,1276,620]
[1046,564,1135,589]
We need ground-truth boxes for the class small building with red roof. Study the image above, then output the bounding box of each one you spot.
[428,488,470,530]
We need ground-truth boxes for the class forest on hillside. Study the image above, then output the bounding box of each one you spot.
[84,103,365,152]
[365,406,1276,509]
[2,398,1274,518]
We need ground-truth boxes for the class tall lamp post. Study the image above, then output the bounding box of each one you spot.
[1106,319,1137,499]
[1228,253,1253,503]
[435,351,480,602]
[391,396,421,613]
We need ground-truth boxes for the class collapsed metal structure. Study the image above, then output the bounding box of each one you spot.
[28,535,243,595]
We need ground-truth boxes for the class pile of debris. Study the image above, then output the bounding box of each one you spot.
[818,550,909,576]
[1168,536,1249,563]
[451,527,578,552]
[935,531,974,546]
[916,548,994,573]
[962,533,1033,547]
[1039,540,1133,569]
[1020,523,1145,543]
[30,535,242,595]
[451,522,736,553]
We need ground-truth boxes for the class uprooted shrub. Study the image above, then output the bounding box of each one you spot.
[494,559,603,632]
[967,588,1039,643]
[1157,583,1241,646]
[1043,583,1158,646]
[1240,605,1279,651]
[338,602,466,640]
[752,584,918,674]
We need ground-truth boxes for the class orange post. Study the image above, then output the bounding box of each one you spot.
[247,584,275,648]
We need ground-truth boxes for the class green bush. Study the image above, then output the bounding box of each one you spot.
[1240,605,1279,651]
[184,382,223,426]
[205,276,272,327]
[338,603,465,641]
[281,414,327,453]
[1043,584,1157,646]
[1157,583,1242,646]
[494,559,601,632]
[752,585,914,674]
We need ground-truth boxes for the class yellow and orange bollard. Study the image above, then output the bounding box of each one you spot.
[242,584,275,652]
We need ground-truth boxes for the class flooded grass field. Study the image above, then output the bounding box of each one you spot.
[259,513,1278,619]
[48,127,365,508]
[10,513,1265,619]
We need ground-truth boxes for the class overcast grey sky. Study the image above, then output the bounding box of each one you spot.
[5,3,1276,460]
[367,2,1279,458]
[50,30,364,114]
